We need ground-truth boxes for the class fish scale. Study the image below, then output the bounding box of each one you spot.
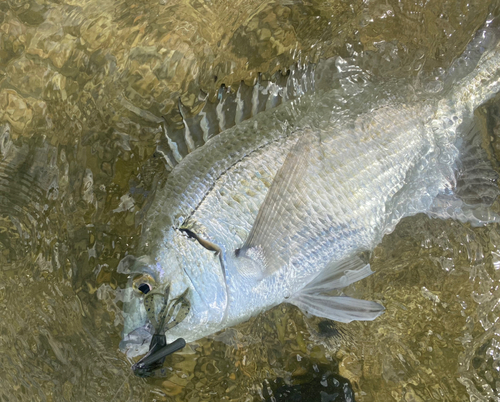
[120,22,500,359]
[144,103,435,341]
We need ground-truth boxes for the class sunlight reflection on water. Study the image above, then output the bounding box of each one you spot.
[0,0,499,400]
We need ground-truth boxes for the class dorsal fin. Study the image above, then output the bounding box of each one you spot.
[156,61,320,170]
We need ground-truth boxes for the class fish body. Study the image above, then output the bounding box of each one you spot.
[120,26,500,358]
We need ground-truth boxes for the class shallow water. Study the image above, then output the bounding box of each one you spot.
[1,0,500,400]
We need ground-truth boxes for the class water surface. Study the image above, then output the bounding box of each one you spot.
[0,0,499,400]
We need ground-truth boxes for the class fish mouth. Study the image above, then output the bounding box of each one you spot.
[130,284,191,376]
[132,335,186,377]
[119,324,153,357]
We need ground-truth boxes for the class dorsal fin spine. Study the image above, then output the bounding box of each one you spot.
[159,62,318,169]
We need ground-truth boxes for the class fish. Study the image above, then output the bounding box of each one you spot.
[118,21,500,372]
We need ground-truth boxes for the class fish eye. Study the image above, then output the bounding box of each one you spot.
[132,274,155,295]
[137,283,151,294]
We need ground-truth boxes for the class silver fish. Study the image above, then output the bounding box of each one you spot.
[119,23,500,361]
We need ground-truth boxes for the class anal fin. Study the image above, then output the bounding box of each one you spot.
[428,195,500,226]
[429,116,500,226]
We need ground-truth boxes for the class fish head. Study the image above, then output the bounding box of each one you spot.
[118,226,229,358]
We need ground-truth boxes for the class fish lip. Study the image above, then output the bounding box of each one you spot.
[132,336,187,377]
[119,324,153,357]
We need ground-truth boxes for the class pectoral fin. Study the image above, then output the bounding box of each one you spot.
[236,130,322,276]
